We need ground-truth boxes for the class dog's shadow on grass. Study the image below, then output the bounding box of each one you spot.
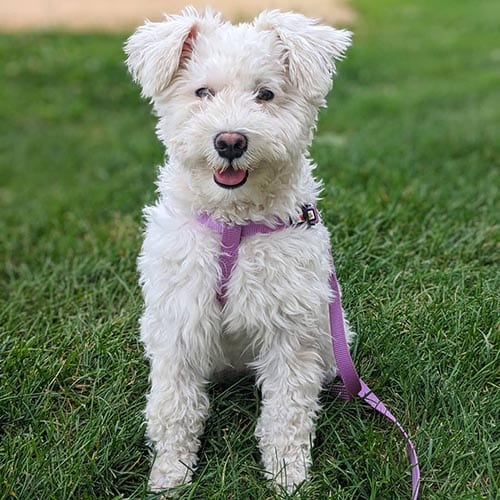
[194,374,267,496]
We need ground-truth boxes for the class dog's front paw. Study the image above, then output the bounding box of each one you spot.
[262,454,309,494]
[148,454,193,494]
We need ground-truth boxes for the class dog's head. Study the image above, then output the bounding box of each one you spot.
[125,8,351,213]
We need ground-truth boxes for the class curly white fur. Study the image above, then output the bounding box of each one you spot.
[125,7,352,493]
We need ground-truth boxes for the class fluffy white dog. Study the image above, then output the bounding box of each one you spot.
[125,7,352,493]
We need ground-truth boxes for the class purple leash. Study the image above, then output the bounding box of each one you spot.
[328,266,420,499]
[197,207,420,499]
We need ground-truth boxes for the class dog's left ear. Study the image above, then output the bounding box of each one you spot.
[254,10,352,105]
[125,7,222,98]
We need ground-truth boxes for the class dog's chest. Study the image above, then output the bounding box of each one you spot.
[140,207,332,340]
[219,224,332,329]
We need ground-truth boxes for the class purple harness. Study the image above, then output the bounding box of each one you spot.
[197,204,420,499]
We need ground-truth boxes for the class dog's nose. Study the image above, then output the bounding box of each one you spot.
[214,132,248,160]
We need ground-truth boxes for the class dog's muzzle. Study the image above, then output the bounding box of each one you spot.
[213,132,249,189]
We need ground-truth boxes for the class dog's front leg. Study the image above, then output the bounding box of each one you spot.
[145,348,210,492]
[254,339,324,493]
[141,302,218,493]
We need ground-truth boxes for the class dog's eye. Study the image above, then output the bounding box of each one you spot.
[256,88,275,102]
[195,87,214,99]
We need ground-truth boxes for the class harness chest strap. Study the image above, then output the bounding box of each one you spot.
[196,206,420,499]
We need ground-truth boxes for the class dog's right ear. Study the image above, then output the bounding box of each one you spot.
[125,7,221,99]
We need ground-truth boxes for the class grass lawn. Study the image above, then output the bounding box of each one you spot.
[1,0,498,498]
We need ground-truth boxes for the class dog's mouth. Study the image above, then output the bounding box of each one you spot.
[213,166,248,189]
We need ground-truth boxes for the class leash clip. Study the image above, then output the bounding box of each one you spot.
[300,204,320,226]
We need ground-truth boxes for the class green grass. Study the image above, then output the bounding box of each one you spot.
[0,0,498,498]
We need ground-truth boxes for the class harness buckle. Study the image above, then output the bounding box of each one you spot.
[300,204,320,226]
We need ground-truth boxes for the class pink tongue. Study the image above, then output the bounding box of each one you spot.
[214,167,246,186]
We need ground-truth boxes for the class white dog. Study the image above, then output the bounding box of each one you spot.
[125,7,352,493]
